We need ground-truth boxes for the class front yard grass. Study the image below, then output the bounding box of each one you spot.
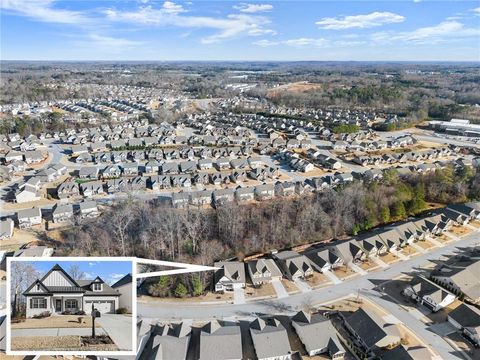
[417,240,435,250]
[11,335,118,351]
[380,252,399,264]
[470,220,480,229]
[332,266,357,280]
[305,272,330,288]
[401,245,418,256]
[11,315,100,329]
[449,226,472,237]
[358,259,378,271]
[435,234,453,244]
[245,283,276,299]
[281,279,300,294]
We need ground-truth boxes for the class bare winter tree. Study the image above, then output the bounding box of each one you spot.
[11,262,39,318]
[68,264,86,280]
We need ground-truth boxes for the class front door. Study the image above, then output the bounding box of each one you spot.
[55,299,62,312]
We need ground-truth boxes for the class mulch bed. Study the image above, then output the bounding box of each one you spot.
[81,335,115,346]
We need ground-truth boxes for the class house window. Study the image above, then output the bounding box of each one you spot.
[31,298,47,309]
[36,284,40,291]
[65,299,78,310]
[93,283,102,291]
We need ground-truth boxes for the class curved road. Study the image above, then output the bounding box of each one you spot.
[138,231,480,360]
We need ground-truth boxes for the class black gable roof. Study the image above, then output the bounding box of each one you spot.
[111,273,132,288]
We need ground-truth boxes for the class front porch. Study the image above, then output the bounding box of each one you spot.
[50,295,84,315]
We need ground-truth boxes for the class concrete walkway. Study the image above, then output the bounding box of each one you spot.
[347,262,367,275]
[271,279,288,299]
[426,236,444,247]
[410,242,427,254]
[444,232,461,242]
[323,270,342,285]
[391,249,409,261]
[293,278,311,293]
[233,287,246,305]
[371,256,389,269]
[12,327,106,337]
[97,314,133,351]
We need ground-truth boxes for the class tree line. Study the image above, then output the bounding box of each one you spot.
[56,165,479,263]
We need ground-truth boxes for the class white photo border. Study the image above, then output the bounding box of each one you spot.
[6,256,137,356]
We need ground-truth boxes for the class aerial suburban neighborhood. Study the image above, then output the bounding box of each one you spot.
[1,0,480,358]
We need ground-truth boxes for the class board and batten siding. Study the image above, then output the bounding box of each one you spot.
[42,270,75,287]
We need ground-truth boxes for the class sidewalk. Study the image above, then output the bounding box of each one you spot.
[12,327,106,337]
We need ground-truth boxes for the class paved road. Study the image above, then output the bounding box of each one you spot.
[138,232,480,321]
[138,233,480,359]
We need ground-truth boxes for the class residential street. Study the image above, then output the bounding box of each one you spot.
[138,230,480,359]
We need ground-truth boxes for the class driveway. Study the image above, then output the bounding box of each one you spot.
[97,314,133,351]
[271,279,288,299]
[233,287,245,305]
[293,278,311,293]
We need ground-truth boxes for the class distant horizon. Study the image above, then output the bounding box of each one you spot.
[1,60,479,64]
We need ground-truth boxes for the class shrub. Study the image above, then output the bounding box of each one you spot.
[32,311,51,319]
[117,307,128,314]
[62,310,72,315]
[11,317,25,323]
[174,282,188,298]
[76,310,86,315]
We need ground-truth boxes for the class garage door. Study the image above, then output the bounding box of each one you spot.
[85,300,114,314]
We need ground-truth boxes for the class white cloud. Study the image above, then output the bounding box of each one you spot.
[472,7,480,16]
[316,11,405,30]
[233,3,273,13]
[88,34,143,48]
[254,37,329,47]
[105,4,276,44]
[253,37,368,48]
[372,20,480,44]
[253,39,278,46]
[284,38,328,47]
[1,0,87,24]
[162,1,186,14]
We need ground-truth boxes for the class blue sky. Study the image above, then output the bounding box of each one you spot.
[1,1,479,61]
[27,260,132,285]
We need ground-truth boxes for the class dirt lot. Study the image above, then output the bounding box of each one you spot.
[12,315,100,329]
[332,266,358,280]
[245,283,276,299]
[267,81,323,97]
[281,279,300,294]
[11,335,118,351]
[305,272,331,288]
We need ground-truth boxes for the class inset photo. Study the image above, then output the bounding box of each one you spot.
[7,257,136,355]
